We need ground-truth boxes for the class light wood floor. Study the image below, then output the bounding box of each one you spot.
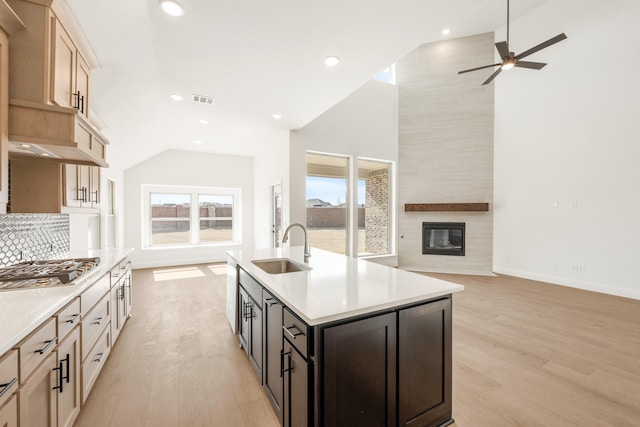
[75,265,640,427]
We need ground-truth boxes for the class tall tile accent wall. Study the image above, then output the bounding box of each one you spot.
[0,214,70,267]
[397,33,494,275]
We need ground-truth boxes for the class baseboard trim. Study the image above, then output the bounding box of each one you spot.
[132,256,227,269]
[399,266,496,277]
[493,266,640,301]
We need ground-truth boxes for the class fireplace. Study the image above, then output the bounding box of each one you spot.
[422,222,465,256]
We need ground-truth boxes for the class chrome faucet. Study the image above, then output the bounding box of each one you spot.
[282,223,311,263]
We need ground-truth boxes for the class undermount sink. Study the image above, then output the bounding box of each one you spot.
[252,258,311,274]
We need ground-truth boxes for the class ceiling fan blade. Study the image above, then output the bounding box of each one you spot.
[514,61,547,70]
[515,33,567,60]
[482,68,502,86]
[458,63,501,75]
[495,41,511,60]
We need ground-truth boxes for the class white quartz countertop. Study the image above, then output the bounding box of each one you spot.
[0,248,133,355]
[227,246,464,326]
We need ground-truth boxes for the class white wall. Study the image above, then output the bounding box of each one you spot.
[123,149,253,268]
[252,134,290,249]
[494,0,640,299]
[289,80,398,257]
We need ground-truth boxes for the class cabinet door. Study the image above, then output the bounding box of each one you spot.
[248,298,263,381]
[283,341,310,427]
[124,272,133,318]
[399,299,452,427]
[18,351,57,427]
[110,283,123,344]
[89,166,100,208]
[51,17,76,109]
[0,394,17,427]
[57,328,81,427]
[75,52,90,118]
[63,164,82,207]
[263,292,283,422]
[323,312,397,427]
[78,165,91,207]
[238,287,250,354]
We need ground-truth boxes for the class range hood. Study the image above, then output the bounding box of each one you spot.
[8,99,109,167]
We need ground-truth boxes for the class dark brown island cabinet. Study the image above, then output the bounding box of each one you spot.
[237,266,453,427]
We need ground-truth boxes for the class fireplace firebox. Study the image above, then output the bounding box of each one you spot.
[422,222,465,256]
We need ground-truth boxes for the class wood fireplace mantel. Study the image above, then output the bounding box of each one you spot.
[404,203,489,212]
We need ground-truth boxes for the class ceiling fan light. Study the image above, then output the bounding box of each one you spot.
[501,59,516,70]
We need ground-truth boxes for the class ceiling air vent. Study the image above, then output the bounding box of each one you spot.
[192,94,215,105]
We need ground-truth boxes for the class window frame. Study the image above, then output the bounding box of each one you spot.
[142,184,241,249]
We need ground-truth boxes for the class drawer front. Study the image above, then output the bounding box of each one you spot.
[81,273,110,315]
[110,259,131,287]
[81,327,110,404]
[17,317,57,384]
[239,268,262,303]
[0,393,17,427]
[283,308,310,358]
[56,297,81,342]
[81,294,109,361]
[0,350,18,408]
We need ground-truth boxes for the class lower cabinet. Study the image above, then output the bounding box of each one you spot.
[56,327,81,427]
[236,267,453,427]
[322,312,397,427]
[18,352,57,427]
[282,340,310,427]
[263,290,283,423]
[0,394,17,427]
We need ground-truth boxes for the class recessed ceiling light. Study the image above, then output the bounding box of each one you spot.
[272,114,283,120]
[160,0,184,17]
[442,28,451,36]
[21,144,30,148]
[41,153,50,157]
[324,56,340,67]
[199,119,209,125]
[170,94,183,101]
[194,140,202,145]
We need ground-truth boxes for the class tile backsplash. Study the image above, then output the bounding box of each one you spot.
[0,214,70,267]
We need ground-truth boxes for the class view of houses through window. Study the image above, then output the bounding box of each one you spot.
[145,186,239,247]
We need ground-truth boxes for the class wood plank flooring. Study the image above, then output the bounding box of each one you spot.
[75,265,640,427]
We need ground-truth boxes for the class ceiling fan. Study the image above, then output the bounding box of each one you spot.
[458,0,567,85]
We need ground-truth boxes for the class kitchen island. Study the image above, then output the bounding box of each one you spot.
[227,246,463,427]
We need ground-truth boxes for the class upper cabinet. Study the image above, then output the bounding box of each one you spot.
[6,0,108,167]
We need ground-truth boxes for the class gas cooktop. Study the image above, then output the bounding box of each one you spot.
[0,257,100,291]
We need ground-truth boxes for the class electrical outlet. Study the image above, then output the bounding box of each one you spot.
[572,264,585,272]
[552,261,559,269]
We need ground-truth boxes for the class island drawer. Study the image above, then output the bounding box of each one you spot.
[56,297,81,342]
[81,294,110,361]
[81,273,110,315]
[238,268,262,303]
[283,307,310,358]
[17,317,57,384]
[0,350,18,408]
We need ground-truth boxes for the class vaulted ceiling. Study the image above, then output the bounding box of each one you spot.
[66,0,547,169]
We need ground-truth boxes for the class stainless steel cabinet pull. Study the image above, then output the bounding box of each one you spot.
[0,378,17,398]
[92,317,104,325]
[66,313,81,324]
[35,337,57,355]
[283,325,304,340]
[263,297,277,307]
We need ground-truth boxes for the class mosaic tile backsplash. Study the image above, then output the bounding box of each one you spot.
[0,214,70,267]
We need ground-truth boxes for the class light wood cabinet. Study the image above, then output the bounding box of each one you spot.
[9,158,101,213]
[6,0,108,167]
[56,327,81,427]
[18,351,57,427]
[0,394,17,427]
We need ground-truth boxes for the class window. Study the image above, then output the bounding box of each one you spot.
[306,152,394,258]
[143,185,240,248]
[373,63,396,85]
